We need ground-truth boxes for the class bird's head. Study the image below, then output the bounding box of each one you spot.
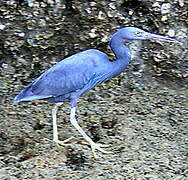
[118,27,178,43]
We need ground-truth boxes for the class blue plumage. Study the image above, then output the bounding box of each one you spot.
[13,27,177,158]
[13,48,129,104]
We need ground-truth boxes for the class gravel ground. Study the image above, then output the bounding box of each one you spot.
[1,82,188,179]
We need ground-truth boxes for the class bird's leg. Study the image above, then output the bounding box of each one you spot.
[70,106,112,159]
[52,103,75,146]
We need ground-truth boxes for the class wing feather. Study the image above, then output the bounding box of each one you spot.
[14,49,109,102]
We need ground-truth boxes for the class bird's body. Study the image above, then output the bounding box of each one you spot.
[13,49,129,105]
[13,28,133,105]
[13,27,177,158]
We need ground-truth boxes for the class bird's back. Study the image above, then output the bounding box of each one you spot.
[13,49,111,103]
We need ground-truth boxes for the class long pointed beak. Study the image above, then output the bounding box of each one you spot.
[143,32,179,43]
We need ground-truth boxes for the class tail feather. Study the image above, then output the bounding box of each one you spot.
[13,83,51,103]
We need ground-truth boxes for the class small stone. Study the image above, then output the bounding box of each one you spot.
[85,8,92,14]
[98,11,105,20]
[17,32,25,37]
[27,0,34,7]
[47,0,54,4]
[2,63,8,68]
[161,15,168,21]
[109,3,116,10]
[15,56,28,65]
[89,2,97,6]
[178,0,184,7]
[129,10,134,15]
[107,11,113,18]
[89,29,97,38]
[161,3,171,14]
[101,35,108,42]
[167,29,175,37]
[152,2,161,12]
[0,24,5,30]
[152,2,160,7]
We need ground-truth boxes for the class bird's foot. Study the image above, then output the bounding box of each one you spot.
[89,142,113,159]
[53,136,77,147]
[76,141,112,158]
[79,141,109,147]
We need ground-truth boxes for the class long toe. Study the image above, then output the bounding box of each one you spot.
[79,141,110,148]
[90,142,113,159]
[54,136,76,147]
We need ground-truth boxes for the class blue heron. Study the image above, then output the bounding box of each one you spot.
[13,27,177,158]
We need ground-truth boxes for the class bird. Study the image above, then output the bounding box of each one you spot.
[13,27,177,158]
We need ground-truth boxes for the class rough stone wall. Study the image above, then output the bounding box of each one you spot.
[0,0,187,95]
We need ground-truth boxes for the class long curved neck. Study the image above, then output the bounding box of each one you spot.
[109,32,131,64]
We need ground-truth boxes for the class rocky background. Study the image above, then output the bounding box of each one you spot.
[0,0,187,179]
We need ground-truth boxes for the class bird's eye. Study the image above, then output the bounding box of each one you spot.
[134,32,141,36]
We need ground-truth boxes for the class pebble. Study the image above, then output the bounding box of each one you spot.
[161,15,168,21]
[108,3,116,10]
[98,11,105,20]
[129,10,134,16]
[89,2,97,6]
[152,2,160,8]
[167,29,175,37]
[161,3,171,14]
[88,29,97,38]
[17,32,25,37]
[178,0,184,7]
[0,24,6,30]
